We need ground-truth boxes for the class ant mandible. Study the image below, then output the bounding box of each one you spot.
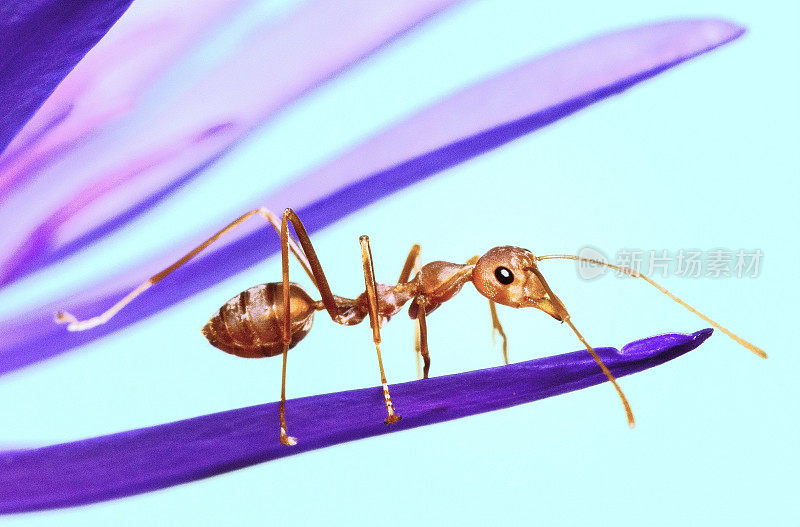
[56,207,766,446]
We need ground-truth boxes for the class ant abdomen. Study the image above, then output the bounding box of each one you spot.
[202,283,318,358]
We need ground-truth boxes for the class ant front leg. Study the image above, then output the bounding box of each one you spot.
[415,297,431,379]
[360,235,401,424]
[488,300,509,365]
[464,254,509,365]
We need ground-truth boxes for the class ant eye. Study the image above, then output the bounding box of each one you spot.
[494,266,514,285]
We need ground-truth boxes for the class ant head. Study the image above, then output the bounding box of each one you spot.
[471,246,565,320]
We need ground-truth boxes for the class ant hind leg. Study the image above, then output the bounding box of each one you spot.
[278,211,299,446]
[56,207,316,331]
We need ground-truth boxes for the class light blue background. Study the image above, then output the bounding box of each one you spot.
[1,0,797,525]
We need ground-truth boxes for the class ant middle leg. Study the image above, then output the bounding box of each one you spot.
[397,243,421,284]
[397,244,424,379]
[360,235,401,424]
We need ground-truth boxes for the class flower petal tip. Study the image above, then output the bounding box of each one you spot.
[620,328,713,359]
[704,18,746,43]
[691,327,715,341]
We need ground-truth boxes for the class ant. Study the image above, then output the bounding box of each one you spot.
[56,207,766,446]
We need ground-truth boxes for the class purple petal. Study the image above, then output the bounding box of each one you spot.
[0,0,135,154]
[0,329,712,513]
[0,17,741,286]
[0,19,743,375]
[0,0,461,285]
[0,0,249,199]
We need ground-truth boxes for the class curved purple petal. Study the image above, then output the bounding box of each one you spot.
[0,329,712,513]
[0,19,743,375]
[0,0,134,154]
[0,0,461,285]
[0,0,249,199]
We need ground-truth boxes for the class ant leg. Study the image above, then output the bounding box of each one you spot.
[411,253,477,379]
[488,301,509,365]
[359,235,401,424]
[277,211,298,446]
[465,255,510,367]
[280,209,357,323]
[413,321,423,380]
[56,207,315,331]
[397,244,423,379]
[416,298,431,379]
[275,208,381,444]
[397,244,421,283]
[277,341,296,446]
[276,209,382,445]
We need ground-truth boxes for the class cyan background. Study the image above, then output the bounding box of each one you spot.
[1,0,796,525]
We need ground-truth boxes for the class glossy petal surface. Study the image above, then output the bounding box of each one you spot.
[0,329,711,513]
[0,0,249,200]
[0,0,134,153]
[0,0,460,285]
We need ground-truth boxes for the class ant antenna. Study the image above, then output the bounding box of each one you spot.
[537,254,767,359]
[530,266,635,428]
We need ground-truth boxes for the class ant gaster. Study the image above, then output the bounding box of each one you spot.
[57,208,765,446]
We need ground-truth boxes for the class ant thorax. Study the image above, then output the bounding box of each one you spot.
[406,261,474,318]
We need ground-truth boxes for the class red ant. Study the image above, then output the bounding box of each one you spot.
[57,208,765,446]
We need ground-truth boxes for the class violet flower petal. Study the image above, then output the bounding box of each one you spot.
[0,18,741,286]
[0,0,134,154]
[0,329,712,513]
[0,20,742,376]
[0,0,249,200]
[0,0,461,285]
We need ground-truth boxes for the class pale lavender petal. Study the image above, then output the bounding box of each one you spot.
[0,0,249,199]
[0,330,712,513]
[260,19,745,219]
[0,19,743,375]
[0,0,461,285]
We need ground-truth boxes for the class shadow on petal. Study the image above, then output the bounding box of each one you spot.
[0,329,711,513]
